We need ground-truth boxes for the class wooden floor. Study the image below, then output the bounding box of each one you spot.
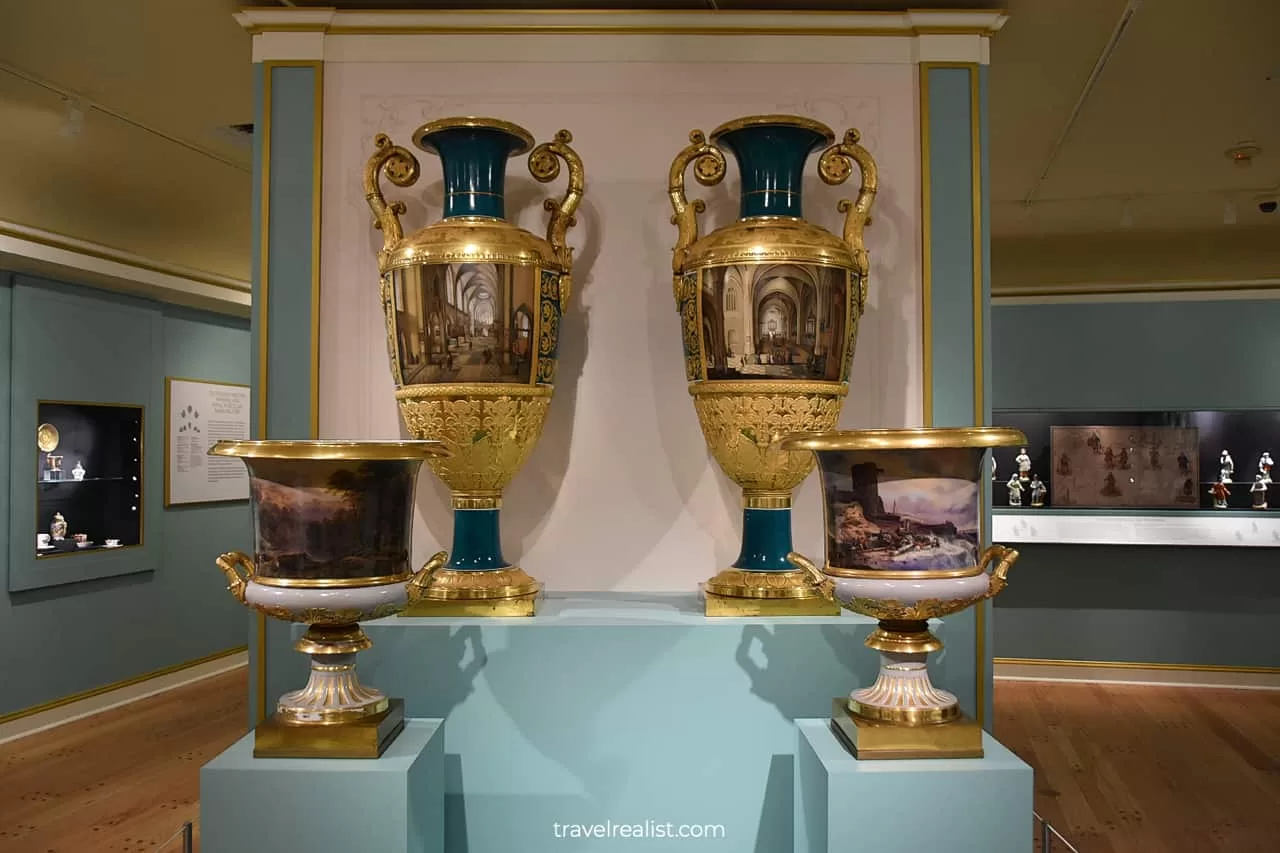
[0,668,246,853]
[995,680,1280,852]
[2,672,1277,851]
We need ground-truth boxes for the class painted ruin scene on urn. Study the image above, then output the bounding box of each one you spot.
[699,263,852,382]
[247,459,416,583]
[820,448,981,573]
[386,262,561,386]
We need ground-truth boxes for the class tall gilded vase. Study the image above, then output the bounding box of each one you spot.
[668,115,878,616]
[364,118,584,617]
[208,440,449,758]
[780,427,1025,759]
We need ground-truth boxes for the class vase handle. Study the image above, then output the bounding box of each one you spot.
[818,128,878,314]
[786,551,837,602]
[529,130,585,292]
[668,130,727,298]
[406,550,449,603]
[215,551,256,605]
[363,133,421,264]
[977,544,1019,598]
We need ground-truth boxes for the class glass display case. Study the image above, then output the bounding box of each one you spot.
[35,401,143,558]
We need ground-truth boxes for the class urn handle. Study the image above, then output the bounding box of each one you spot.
[406,550,449,603]
[977,544,1019,598]
[818,128,879,313]
[215,550,256,605]
[363,133,421,265]
[668,130,727,295]
[528,129,585,291]
[786,551,837,602]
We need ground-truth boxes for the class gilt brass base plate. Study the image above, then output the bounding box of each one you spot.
[253,698,406,759]
[829,698,984,760]
[401,593,539,617]
[703,590,840,617]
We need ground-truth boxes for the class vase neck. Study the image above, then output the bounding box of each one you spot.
[714,123,831,219]
[419,126,528,220]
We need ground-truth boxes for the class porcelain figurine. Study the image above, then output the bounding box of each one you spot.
[668,114,877,616]
[1029,474,1047,507]
[991,454,997,482]
[210,440,450,758]
[1006,474,1024,507]
[365,117,585,617]
[781,427,1025,760]
[1220,449,1234,483]
[72,461,85,481]
[1209,480,1230,509]
[1015,447,1031,480]
[1251,474,1268,509]
[1260,451,1274,483]
[50,512,67,540]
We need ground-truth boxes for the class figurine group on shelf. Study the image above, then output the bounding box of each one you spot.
[1004,447,1046,508]
[1209,449,1274,509]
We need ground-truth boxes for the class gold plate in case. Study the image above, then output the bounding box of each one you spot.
[253,698,406,759]
[37,423,59,452]
[829,698,984,760]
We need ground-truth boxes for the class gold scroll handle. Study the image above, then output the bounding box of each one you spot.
[817,128,878,313]
[215,550,256,604]
[667,129,727,297]
[406,551,449,603]
[363,133,422,264]
[528,130,586,305]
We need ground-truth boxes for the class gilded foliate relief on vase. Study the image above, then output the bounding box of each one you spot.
[536,268,562,385]
[677,271,702,382]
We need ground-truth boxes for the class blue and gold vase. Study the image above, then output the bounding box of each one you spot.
[668,115,877,615]
[365,117,585,616]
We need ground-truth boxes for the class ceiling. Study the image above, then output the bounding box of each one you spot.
[0,0,1276,286]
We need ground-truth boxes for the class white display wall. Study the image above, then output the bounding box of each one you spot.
[319,55,923,591]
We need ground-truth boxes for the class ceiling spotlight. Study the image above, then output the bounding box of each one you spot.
[1120,201,1133,228]
[60,98,84,138]
[1224,199,1238,225]
[1224,141,1261,166]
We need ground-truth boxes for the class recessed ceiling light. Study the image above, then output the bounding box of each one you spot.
[1225,141,1261,166]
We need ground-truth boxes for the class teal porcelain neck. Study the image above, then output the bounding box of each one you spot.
[714,122,831,219]
[418,125,527,220]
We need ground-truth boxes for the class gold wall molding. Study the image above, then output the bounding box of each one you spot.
[995,657,1280,674]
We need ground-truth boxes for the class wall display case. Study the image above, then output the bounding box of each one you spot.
[35,401,143,559]
[991,409,1280,547]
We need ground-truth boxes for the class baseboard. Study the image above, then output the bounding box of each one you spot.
[994,657,1280,690]
[0,647,248,745]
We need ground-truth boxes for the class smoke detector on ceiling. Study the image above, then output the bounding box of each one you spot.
[1224,141,1261,166]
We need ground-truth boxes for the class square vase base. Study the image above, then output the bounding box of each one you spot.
[829,698,984,760]
[400,594,538,617]
[704,591,841,617]
[253,698,406,758]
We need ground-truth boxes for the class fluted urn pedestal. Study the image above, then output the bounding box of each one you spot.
[781,427,1026,759]
[668,115,877,616]
[364,117,585,617]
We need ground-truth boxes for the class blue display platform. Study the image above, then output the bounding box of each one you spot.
[200,719,444,853]
[795,718,1032,853]
[317,592,979,852]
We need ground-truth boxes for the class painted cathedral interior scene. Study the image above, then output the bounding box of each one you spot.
[389,262,537,384]
[699,262,849,381]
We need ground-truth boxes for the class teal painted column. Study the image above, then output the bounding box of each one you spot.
[921,63,992,730]
[249,60,323,727]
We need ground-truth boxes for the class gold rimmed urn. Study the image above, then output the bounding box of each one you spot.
[668,114,877,616]
[209,440,449,758]
[364,117,585,617]
[779,427,1026,759]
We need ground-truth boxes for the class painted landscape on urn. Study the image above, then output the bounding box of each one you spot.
[820,449,980,571]
[248,460,414,581]
[389,261,537,384]
[700,263,848,381]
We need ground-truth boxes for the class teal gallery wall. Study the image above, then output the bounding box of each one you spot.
[0,272,251,717]
[990,299,1280,667]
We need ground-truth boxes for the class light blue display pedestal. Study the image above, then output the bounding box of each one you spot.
[280,592,977,852]
[795,718,1032,853]
[200,719,445,853]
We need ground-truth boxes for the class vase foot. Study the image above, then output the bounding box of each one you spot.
[829,698,983,760]
[253,698,406,759]
[400,567,541,617]
[702,569,839,617]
